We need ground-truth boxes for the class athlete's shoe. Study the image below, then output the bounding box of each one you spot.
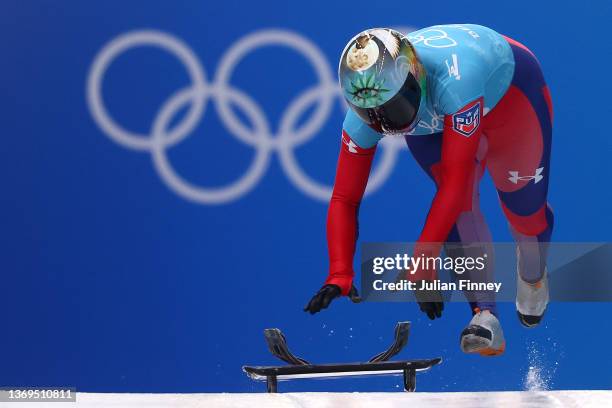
[460,309,506,356]
[516,270,549,328]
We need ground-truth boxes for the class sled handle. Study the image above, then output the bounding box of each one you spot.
[264,328,310,366]
[368,321,411,363]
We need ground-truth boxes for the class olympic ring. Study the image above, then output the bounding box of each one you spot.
[86,29,406,204]
[87,30,207,150]
[409,29,457,48]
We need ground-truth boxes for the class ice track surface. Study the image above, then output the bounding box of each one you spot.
[5,391,610,408]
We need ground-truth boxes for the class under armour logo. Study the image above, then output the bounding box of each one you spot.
[508,167,544,184]
[342,134,358,153]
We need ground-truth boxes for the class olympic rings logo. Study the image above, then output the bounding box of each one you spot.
[408,29,457,48]
[86,29,406,204]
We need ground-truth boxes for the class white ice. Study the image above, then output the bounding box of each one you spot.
[3,391,610,408]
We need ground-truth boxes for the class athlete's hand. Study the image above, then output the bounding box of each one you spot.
[304,284,341,314]
[414,281,444,320]
[407,244,444,320]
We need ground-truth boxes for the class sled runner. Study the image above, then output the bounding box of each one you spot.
[243,321,441,392]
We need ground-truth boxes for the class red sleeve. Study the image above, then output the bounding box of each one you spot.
[413,98,484,275]
[325,130,376,295]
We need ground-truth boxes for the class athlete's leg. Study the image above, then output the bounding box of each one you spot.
[405,133,496,315]
[484,37,554,285]
[484,38,553,327]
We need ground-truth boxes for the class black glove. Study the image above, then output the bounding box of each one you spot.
[414,280,444,320]
[303,284,341,314]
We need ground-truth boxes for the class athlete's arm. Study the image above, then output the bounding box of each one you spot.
[304,129,375,314]
[304,111,380,314]
[414,98,484,268]
[324,130,377,295]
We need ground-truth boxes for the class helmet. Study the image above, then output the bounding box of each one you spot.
[338,28,426,135]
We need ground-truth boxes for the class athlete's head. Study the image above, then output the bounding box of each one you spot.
[339,28,426,135]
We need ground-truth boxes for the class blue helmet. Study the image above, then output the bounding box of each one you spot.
[339,28,426,135]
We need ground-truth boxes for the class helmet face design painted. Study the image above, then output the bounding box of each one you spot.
[339,28,426,135]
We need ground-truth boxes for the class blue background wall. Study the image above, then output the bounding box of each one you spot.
[1,0,611,392]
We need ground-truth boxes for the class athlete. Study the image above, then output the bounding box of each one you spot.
[304,25,554,356]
